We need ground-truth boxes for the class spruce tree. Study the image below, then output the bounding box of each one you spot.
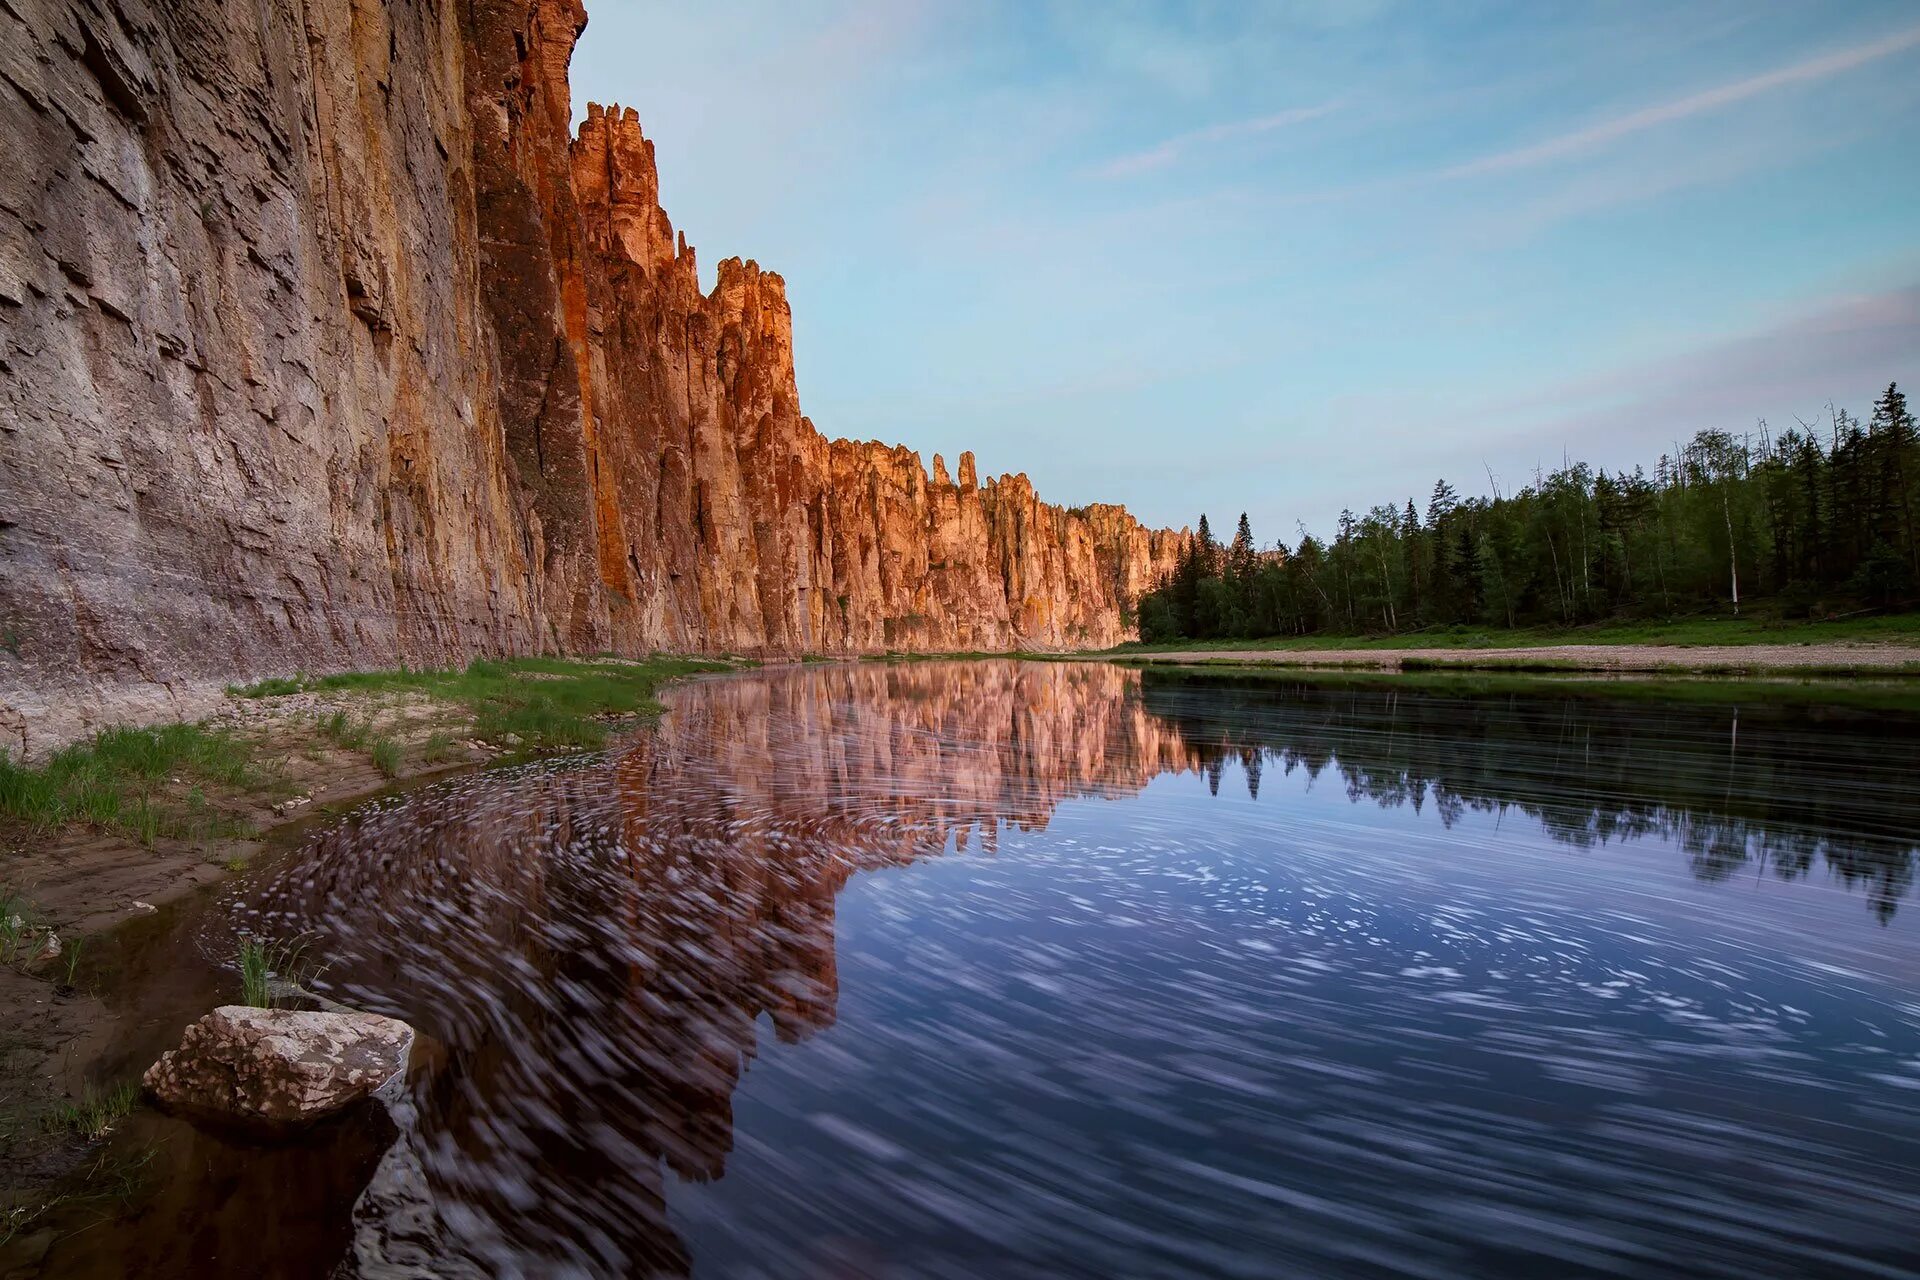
[1229,513,1256,579]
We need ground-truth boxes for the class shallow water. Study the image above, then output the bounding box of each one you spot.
[33,662,1920,1278]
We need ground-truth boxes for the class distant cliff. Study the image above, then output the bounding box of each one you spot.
[0,0,1186,752]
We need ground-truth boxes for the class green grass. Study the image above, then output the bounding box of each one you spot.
[237,935,321,1007]
[418,730,461,765]
[1131,660,1920,713]
[240,656,732,754]
[368,736,402,778]
[227,675,303,697]
[310,713,402,775]
[1104,611,1920,655]
[314,710,372,751]
[0,723,259,842]
[44,1083,138,1141]
[58,937,83,988]
[0,887,32,965]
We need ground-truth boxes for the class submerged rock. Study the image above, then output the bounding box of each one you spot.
[144,1007,413,1135]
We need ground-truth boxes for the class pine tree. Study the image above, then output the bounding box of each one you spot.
[1229,513,1256,579]
[1475,532,1514,628]
[1870,383,1918,576]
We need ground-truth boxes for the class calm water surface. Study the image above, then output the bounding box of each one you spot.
[36,662,1920,1278]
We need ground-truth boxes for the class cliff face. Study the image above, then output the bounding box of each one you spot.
[0,0,1185,753]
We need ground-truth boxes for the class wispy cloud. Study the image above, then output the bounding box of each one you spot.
[1326,286,1919,466]
[1095,103,1338,178]
[1443,22,1920,179]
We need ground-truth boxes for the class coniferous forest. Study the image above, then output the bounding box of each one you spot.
[1135,383,1919,642]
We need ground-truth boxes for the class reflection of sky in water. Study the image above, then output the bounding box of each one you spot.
[675,741,1920,1278]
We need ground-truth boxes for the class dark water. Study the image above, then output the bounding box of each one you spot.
[34,662,1920,1278]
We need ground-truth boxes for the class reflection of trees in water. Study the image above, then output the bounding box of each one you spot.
[1140,672,1917,923]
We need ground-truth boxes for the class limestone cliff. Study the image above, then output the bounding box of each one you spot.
[0,0,1185,753]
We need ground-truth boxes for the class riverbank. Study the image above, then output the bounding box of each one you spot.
[0,655,737,1247]
[1093,640,1920,676]
[1105,612,1920,658]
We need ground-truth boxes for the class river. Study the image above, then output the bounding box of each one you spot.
[26,661,1920,1278]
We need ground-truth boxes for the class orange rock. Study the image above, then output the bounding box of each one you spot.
[0,0,1186,754]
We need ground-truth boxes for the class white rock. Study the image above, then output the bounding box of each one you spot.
[144,1006,414,1133]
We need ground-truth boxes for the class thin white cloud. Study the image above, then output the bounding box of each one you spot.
[1096,103,1338,178]
[1444,21,1920,179]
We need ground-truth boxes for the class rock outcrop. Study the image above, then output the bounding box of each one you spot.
[144,1005,414,1133]
[0,0,1186,754]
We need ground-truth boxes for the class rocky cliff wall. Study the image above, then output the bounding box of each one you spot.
[0,0,1185,754]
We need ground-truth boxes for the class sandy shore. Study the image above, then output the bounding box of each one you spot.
[1094,642,1920,673]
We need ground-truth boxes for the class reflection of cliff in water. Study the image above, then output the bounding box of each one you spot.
[1138,670,1918,924]
[259,661,1196,1275]
[231,662,1912,1275]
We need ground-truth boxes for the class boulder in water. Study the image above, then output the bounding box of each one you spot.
[144,1006,413,1135]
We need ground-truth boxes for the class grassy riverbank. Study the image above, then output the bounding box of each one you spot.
[1104,612,1920,655]
[0,653,738,1233]
[1126,660,1920,714]
[1,656,732,847]
[229,653,733,753]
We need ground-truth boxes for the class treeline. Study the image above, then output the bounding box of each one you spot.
[1137,383,1919,641]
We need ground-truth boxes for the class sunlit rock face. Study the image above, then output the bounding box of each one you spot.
[0,0,1186,753]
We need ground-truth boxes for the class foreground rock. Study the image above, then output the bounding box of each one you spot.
[144,1007,414,1135]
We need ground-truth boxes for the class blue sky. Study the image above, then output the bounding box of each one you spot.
[570,2,1920,542]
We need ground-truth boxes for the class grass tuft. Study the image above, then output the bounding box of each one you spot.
[418,730,461,765]
[369,737,402,778]
[237,935,322,1007]
[44,1083,138,1141]
[0,888,25,964]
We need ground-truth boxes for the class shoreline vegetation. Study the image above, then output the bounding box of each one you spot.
[863,611,1920,676]
[1,656,735,862]
[1122,662,1920,715]
[1107,611,1920,653]
[1093,613,1920,678]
